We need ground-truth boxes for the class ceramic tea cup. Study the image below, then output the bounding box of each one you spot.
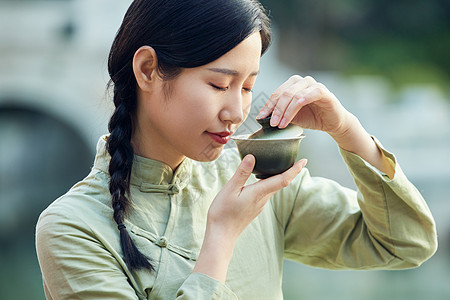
[231,117,305,179]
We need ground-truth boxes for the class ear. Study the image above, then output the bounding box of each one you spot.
[132,46,159,92]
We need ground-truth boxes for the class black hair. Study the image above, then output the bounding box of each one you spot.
[106,0,271,272]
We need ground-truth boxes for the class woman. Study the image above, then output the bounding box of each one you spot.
[35,0,437,299]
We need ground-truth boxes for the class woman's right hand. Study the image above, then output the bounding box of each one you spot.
[208,154,307,240]
[193,154,307,283]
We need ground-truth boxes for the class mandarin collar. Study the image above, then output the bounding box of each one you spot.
[93,135,191,195]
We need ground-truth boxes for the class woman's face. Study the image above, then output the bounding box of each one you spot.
[133,32,262,169]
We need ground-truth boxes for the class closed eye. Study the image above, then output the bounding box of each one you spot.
[209,83,228,91]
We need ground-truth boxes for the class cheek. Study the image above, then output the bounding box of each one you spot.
[172,85,218,123]
[242,96,253,120]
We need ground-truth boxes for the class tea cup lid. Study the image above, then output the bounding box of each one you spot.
[249,116,303,140]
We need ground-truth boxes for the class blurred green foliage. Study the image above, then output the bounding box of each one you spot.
[260,0,450,91]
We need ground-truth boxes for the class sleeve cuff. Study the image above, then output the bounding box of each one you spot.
[177,273,237,299]
[339,136,397,181]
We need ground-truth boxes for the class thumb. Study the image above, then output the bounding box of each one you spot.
[229,154,255,188]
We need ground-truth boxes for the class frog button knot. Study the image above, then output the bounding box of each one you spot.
[169,185,180,195]
[155,236,168,247]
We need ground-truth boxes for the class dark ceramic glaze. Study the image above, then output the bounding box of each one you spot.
[231,116,305,179]
[248,116,304,140]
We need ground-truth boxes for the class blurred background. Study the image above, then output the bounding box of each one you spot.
[0,0,449,299]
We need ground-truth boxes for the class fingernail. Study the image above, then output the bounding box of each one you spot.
[256,111,265,119]
[271,115,279,126]
[279,117,287,128]
[243,154,255,165]
[299,159,308,168]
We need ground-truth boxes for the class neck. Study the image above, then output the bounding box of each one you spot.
[131,128,185,172]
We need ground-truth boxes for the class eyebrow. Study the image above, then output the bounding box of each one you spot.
[207,67,259,77]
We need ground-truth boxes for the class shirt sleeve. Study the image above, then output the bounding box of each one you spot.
[176,273,237,299]
[272,137,437,270]
[36,208,143,300]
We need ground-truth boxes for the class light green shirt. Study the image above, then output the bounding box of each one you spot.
[36,135,437,299]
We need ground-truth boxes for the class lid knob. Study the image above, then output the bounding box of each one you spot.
[249,116,303,140]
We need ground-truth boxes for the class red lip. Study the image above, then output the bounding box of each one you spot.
[206,131,232,144]
[211,131,232,137]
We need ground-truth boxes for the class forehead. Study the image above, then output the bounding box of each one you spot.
[203,32,262,76]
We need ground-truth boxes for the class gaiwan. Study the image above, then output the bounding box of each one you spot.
[231,116,305,179]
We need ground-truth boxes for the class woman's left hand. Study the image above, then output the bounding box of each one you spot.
[257,75,352,138]
[257,75,396,178]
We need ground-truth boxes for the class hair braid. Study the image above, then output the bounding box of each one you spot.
[106,84,154,272]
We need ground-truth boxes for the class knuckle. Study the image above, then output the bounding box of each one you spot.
[237,167,251,178]
[316,82,325,88]
[290,74,303,82]
[316,83,327,96]
[279,175,291,188]
[269,92,279,102]
[273,105,285,115]
[256,190,267,201]
[260,104,270,112]
[316,82,325,90]
[281,90,294,98]
[293,93,304,102]
[305,76,316,84]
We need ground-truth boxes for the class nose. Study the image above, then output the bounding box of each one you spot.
[219,92,246,125]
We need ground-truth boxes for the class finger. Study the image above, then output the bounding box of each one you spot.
[270,76,315,127]
[254,159,307,198]
[256,75,304,120]
[256,93,279,120]
[228,154,256,189]
[277,85,320,128]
